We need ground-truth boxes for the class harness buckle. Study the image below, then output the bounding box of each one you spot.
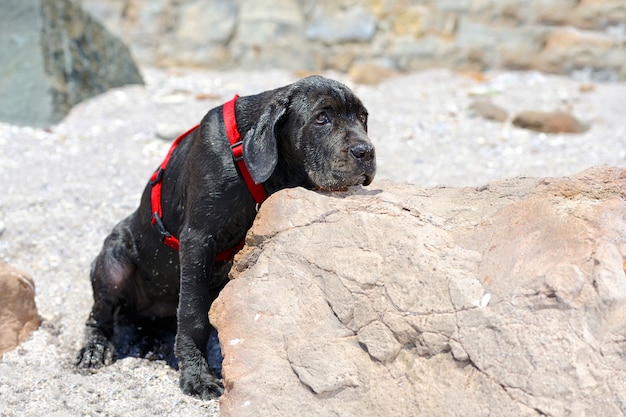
[230,140,244,162]
[150,167,165,185]
[152,212,172,238]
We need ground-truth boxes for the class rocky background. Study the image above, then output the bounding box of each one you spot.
[1,0,626,416]
[81,0,626,80]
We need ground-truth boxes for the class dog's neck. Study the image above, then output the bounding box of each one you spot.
[232,95,316,198]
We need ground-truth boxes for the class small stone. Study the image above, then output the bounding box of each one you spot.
[578,83,595,93]
[469,99,509,122]
[155,124,184,141]
[512,110,589,134]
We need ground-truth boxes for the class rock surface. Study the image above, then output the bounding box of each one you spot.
[0,262,40,357]
[211,166,626,417]
[0,0,143,127]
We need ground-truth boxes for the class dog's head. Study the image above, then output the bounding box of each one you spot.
[242,75,376,191]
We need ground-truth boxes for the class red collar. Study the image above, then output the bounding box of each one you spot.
[149,95,267,259]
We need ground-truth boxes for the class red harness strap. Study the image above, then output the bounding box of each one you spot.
[149,124,199,251]
[223,95,268,204]
[149,95,267,260]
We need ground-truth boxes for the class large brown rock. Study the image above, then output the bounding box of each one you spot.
[0,262,40,356]
[211,166,626,417]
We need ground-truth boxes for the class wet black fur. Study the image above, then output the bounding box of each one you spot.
[75,76,376,399]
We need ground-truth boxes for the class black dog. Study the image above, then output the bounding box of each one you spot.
[75,75,376,399]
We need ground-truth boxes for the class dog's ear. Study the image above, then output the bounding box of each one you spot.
[243,96,288,184]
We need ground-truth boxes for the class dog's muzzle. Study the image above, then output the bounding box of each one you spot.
[350,141,376,186]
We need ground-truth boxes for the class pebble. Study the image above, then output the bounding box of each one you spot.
[155,123,184,141]
[512,110,589,134]
[469,99,509,122]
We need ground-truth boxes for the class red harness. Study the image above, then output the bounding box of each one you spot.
[149,95,268,261]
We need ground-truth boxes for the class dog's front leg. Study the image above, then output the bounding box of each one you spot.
[176,234,225,399]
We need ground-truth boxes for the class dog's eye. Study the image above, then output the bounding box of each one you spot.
[315,112,330,126]
[359,112,368,125]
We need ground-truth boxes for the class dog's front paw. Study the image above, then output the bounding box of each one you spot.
[75,333,116,372]
[179,361,224,400]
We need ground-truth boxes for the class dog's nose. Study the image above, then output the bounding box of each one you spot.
[350,142,375,162]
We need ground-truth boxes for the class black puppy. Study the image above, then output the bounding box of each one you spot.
[75,75,376,399]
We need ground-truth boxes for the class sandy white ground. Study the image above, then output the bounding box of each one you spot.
[0,68,624,417]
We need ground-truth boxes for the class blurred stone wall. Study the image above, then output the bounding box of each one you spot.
[82,0,626,80]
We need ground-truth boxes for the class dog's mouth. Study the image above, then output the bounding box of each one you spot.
[314,172,375,192]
